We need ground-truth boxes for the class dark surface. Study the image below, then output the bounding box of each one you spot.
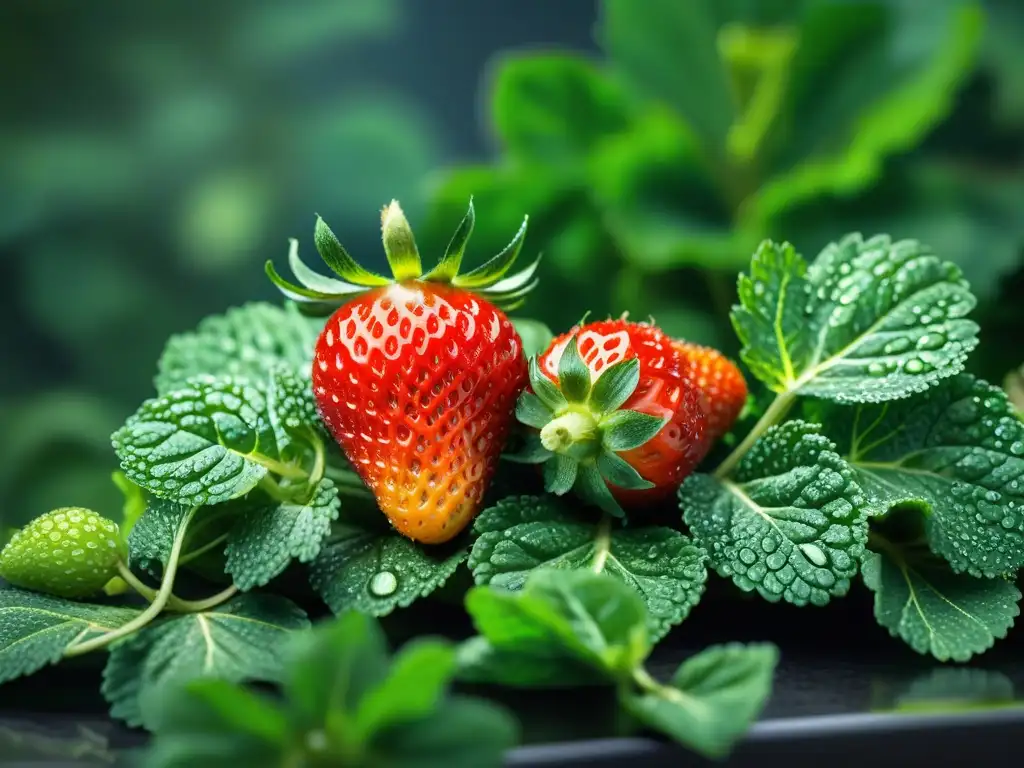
[2,585,1023,767]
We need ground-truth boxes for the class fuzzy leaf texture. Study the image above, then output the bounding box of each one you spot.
[127,497,193,576]
[459,569,650,688]
[622,643,778,760]
[680,421,868,606]
[732,235,978,403]
[309,509,467,617]
[862,543,1020,663]
[102,594,309,730]
[155,303,323,395]
[225,479,341,590]
[817,374,1024,577]
[267,363,324,448]
[0,588,139,685]
[469,495,707,641]
[112,375,282,507]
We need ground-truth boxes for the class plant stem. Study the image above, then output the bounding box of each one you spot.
[251,454,308,480]
[308,431,326,486]
[116,560,159,603]
[324,465,376,501]
[168,585,239,613]
[714,390,796,479]
[591,514,612,573]
[64,507,198,657]
[178,532,229,566]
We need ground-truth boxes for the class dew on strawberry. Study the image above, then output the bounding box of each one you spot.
[267,198,538,544]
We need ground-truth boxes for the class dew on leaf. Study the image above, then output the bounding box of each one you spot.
[369,570,398,597]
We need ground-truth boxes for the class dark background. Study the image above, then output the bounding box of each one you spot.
[2,0,1023,534]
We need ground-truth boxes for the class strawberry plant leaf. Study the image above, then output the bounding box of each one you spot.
[469,495,707,641]
[309,514,467,617]
[112,375,284,507]
[816,374,1024,578]
[127,497,194,576]
[0,588,139,685]
[155,302,323,395]
[460,569,650,687]
[267,363,324,445]
[680,421,869,606]
[225,478,341,590]
[862,541,1020,663]
[622,643,778,760]
[733,235,978,404]
[102,594,309,730]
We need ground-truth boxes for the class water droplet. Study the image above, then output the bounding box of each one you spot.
[1010,441,1024,456]
[799,543,828,567]
[905,359,924,374]
[370,571,398,596]
[867,362,886,377]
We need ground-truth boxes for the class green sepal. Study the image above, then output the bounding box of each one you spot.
[601,410,668,452]
[314,216,391,286]
[515,392,553,430]
[558,335,592,403]
[575,464,627,518]
[597,451,654,491]
[285,238,365,295]
[264,260,343,304]
[452,214,529,288]
[589,357,640,414]
[544,455,579,495]
[502,431,553,464]
[528,357,567,412]
[380,200,423,281]
[424,197,475,282]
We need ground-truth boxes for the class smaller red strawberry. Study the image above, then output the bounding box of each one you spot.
[510,319,709,517]
[671,340,748,441]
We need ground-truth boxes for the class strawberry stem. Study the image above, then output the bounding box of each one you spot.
[540,411,598,453]
[714,390,796,478]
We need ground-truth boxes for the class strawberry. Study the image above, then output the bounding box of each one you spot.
[511,319,710,516]
[671,340,748,441]
[267,199,537,544]
[0,508,124,598]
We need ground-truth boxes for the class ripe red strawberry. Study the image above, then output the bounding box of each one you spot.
[267,199,537,544]
[512,319,710,516]
[671,340,747,441]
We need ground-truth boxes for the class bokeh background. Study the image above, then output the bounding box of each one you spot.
[3,0,1023,533]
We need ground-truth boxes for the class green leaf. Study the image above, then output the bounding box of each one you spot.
[681,421,868,606]
[511,318,554,359]
[455,635,602,689]
[469,496,707,642]
[154,303,323,395]
[818,374,1024,578]
[102,594,310,730]
[0,588,139,685]
[224,479,341,590]
[623,643,778,759]
[557,335,592,402]
[267,363,323,444]
[589,358,640,415]
[367,695,518,768]
[862,543,1020,663]
[732,234,978,403]
[309,515,467,617]
[599,0,734,155]
[491,52,631,163]
[127,497,194,576]
[463,569,650,685]
[601,410,667,452]
[112,376,283,507]
[143,680,289,768]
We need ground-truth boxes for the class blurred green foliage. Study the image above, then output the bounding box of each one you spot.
[1,0,443,529]
[420,0,1024,370]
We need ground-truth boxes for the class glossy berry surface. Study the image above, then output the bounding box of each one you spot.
[313,282,528,544]
[0,507,123,598]
[672,340,748,440]
[538,320,709,505]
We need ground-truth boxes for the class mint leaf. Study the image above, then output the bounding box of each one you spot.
[267,363,325,449]
[155,302,323,395]
[732,235,978,404]
[817,374,1024,578]
[491,52,630,163]
[0,588,139,685]
[127,497,194,576]
[681,421,868,606]
[461,569,649,687]
[143,679,288,768]
[225,479,341,590]
[112,375,283,507]
[469,495,707,641]
[862,542,1020,663]
[102,594,309,730]
[309,515,467,617]
[623,643,778,759]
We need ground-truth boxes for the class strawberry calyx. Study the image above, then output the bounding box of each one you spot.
[510,334,668,518]
[266,197,541,313]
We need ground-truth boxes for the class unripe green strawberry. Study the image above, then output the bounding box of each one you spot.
[0,508,124,598]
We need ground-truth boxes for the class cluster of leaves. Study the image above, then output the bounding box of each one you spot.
[418,0,1024,381]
